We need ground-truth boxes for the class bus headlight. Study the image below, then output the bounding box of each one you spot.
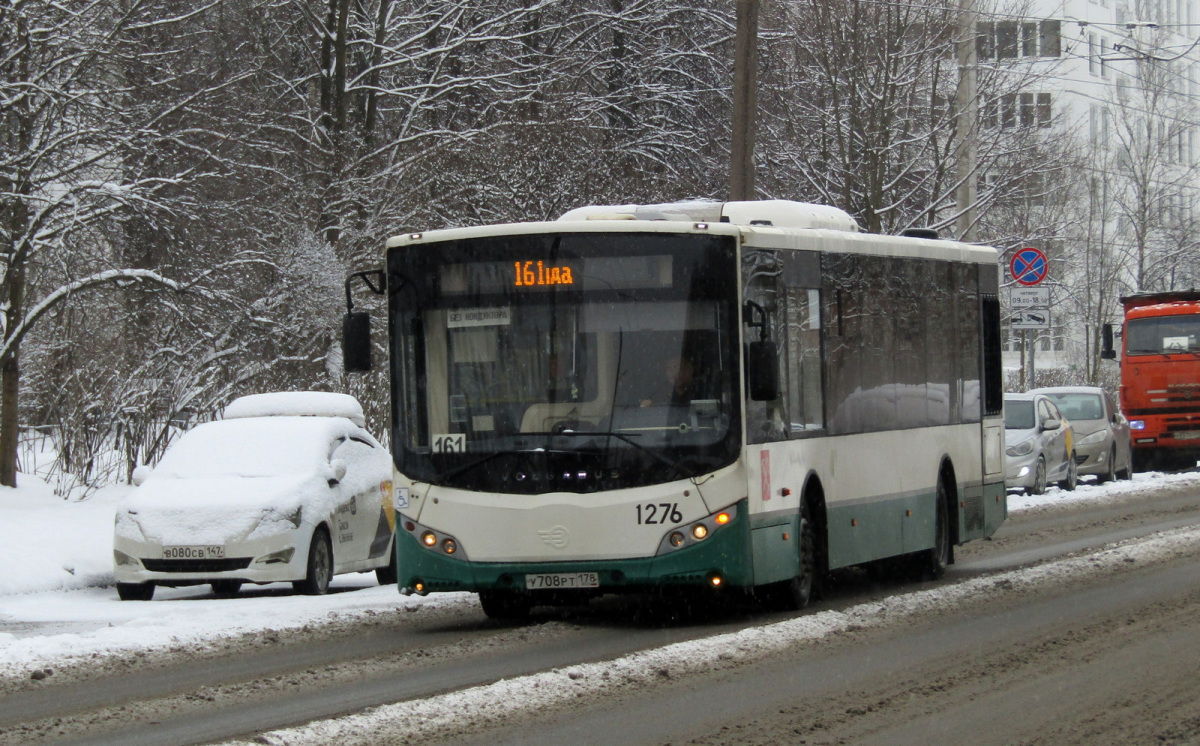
[656,504,739,555]
[407,520,468,559]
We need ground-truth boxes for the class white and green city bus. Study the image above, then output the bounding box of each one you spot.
[343,200,1007,618]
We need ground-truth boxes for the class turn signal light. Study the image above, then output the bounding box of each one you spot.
[715,512,731,525]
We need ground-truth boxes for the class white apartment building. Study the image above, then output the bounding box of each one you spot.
[978,0,1200,380]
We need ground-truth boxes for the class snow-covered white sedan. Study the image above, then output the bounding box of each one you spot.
[113,392,395,601]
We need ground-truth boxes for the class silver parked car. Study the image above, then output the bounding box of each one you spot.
[1004,392,1077,494]
[1031,386,1132,483]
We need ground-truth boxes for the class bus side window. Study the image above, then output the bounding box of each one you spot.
[784,283,823,433]
[743,249,789,443]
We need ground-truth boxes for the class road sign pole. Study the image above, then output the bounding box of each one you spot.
[1029,329,1036,387]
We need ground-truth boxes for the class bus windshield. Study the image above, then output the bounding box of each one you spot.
[387,231,741,493]
[1125,314,1200,356]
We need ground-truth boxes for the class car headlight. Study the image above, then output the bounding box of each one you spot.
[114,549,141,567]
[114,511,147,542]
[260,506,303,528]
[1006,440,1034,457]
[1077,430,1108,446]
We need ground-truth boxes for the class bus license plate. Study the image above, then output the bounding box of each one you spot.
[524,572,600,590]
[162,545,225,560]
[1176,431,1200,440]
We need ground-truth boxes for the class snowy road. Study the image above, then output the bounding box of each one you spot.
[2,473,1200,744]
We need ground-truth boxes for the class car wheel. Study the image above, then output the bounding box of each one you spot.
[294,527,333,595]
[116,582,154,601]
[1117,451,1133,480]
[211,580,242,596]
[1097,447,1117,484]
[1059,453,1078,491]
[478,589,533,620]
[759,499,818,611]
[375,542,398,586]
[1028,456,1047,495]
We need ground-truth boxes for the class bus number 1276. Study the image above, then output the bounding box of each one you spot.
[636,502,682,525]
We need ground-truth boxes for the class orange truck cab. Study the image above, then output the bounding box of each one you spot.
[1105,291,1200,471]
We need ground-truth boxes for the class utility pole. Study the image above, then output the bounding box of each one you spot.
[954,0,978,241]
[731,0,759,201]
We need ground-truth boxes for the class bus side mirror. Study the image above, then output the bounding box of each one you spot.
[1101,323,1117,360]
[343,311,372,372]
[747,340,780,401]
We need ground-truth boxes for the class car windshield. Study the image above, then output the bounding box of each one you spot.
[1004,400,1036,430]
[1041,393,1103,421]
[153,419,333,479]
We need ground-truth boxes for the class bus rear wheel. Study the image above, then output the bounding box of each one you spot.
[478,589,533,620]
[910,478,950,581]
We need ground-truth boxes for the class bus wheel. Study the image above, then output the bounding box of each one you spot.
[759,500,817,612]
[478,590,533,620]
[915,479,950,581]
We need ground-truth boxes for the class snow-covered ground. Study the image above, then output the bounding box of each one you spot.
[2,468,1199,688]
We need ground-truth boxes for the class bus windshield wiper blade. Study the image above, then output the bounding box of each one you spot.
[526,430,695,480]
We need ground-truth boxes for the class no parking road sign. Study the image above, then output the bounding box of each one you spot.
[1010,247,1048,286]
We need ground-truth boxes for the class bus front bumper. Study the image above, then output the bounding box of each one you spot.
[395,504,753,596]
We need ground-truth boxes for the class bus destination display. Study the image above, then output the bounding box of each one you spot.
[441,254,673,295]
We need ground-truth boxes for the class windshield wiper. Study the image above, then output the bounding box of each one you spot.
[525,430,696,481]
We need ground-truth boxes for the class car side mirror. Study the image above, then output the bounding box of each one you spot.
[327,459,348,485]
[1041,418,1061,432]
[131,465,152,486]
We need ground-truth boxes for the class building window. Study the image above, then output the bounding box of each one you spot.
[983,93,1052,129]
[997,21,1019,58]
[977,20,1060,58]
[1089,33,1097,75]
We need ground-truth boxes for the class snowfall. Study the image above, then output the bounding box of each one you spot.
[4,467,1200,744]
